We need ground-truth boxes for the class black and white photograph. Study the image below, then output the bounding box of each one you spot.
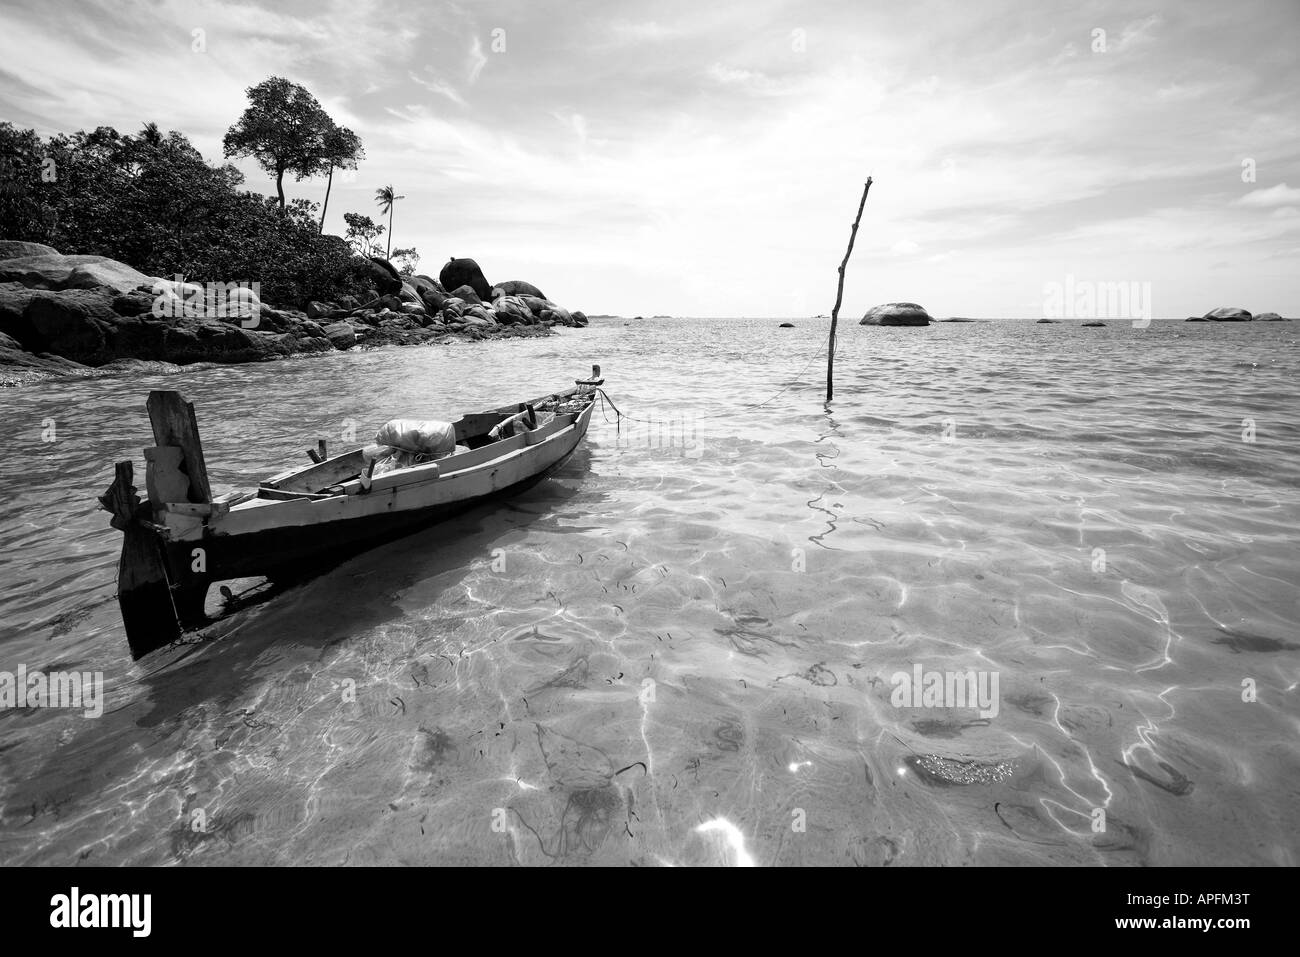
[0,0,1295,913]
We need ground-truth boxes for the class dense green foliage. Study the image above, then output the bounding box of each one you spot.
[0,120,375,306]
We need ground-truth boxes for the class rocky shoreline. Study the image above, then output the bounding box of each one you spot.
[0,243,588,387]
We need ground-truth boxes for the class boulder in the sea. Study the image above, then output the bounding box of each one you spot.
[439,258,493,302]
[1204,306,1252,321]
[1254,311,1286,321]
[1185,315,1207,322]
[570,310,588,327]
[493,295,534,325]
[539,304,573,326]
[24,288,121,363]
[1036,318,1059,324]
[158,321,282,364]
[491,280,546,301]
[0,336,90,386]
[860,302,932,326]
[0,282,45,345]
[1081,321,1106,327]
[321,320,357,350]
[779,322,795,328]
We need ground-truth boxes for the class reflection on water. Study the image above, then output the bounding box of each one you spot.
[0,319,1297,865]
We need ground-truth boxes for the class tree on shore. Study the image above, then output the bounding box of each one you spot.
[0,120,373,306]
[343,212,385,258]
[316,122,363,233]
[223,77,334,211]
[390,246,420,278]
[375,184,404,259]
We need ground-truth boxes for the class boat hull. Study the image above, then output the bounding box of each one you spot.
[159,437,585,618]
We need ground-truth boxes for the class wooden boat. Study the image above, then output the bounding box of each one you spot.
[99,366,604,659]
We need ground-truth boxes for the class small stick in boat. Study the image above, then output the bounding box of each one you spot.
[307,448,323,464]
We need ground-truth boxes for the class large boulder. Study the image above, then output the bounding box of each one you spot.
[0,282,45,345]
[463,305,498,325]
[493,295,534,325]
[407,274,448,312]
[1204,306,1252,321]
[861,302,932,326]
[159,321,281,364]
[24,288,122,363]
[0,253,155,293]
[570,310,588,327]
[1254,312,1286,321]
[491,280,546,301]
[539,304,573,326]
[439,258,492,302]
[520,295,551,317]
[321,321,357,350]
[0,240,59,260]
[364,257,403,297]
[0,340,90,387]
[450,284,483,305]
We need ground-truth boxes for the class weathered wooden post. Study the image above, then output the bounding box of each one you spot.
[827,176,873,403]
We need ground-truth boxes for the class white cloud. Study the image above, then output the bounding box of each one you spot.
[1238,184,1300,207]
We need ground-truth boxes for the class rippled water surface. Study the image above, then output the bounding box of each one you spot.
[1,317,1297,866]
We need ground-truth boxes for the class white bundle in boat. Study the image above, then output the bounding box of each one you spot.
[362,419,458,478]
[374,419,456,457]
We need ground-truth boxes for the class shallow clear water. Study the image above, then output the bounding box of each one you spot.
[0,317,1297,866]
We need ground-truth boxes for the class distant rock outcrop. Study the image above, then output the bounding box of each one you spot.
[1254,312,1287,321]
[1204,306,1252,321]
[860,302,932,326]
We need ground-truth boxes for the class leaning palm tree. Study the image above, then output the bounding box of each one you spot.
[375,184,405,259]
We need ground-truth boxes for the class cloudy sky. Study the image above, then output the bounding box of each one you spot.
[1,0,1297,317]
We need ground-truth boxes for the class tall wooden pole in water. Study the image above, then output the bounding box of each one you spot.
[826,177,873,403]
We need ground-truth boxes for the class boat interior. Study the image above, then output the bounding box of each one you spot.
[239,390,596,503]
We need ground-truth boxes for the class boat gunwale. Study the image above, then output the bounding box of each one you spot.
[164,402,593,533]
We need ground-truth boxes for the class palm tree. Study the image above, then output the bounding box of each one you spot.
[375,185,405,259]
